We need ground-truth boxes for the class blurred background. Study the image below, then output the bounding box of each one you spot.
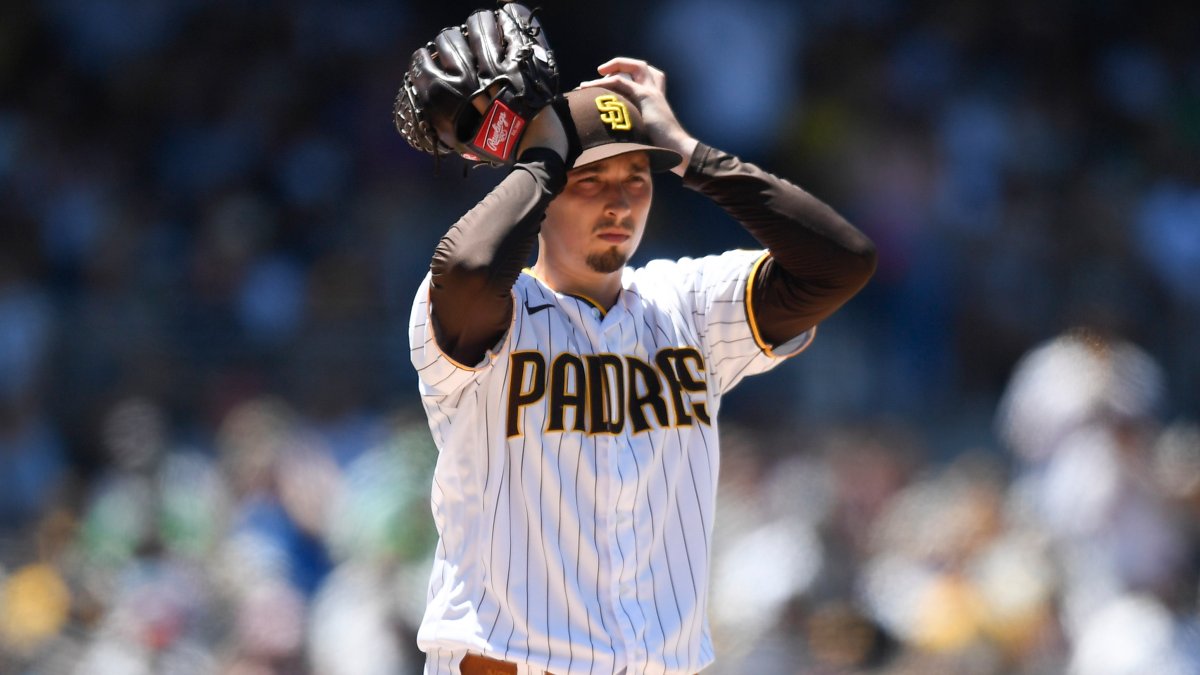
[2,0,1199,673]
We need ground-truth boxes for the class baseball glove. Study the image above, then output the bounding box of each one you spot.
[394,2,558,167]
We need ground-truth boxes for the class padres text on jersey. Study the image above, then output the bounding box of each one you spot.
[504,346,711,438]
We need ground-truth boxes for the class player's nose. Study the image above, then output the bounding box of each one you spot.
[602,185,632,218]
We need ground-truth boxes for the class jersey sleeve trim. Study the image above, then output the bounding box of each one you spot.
[745,251,775,355]
[744,251,815,359]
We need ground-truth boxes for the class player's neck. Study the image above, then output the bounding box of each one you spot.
[531,258,623,310]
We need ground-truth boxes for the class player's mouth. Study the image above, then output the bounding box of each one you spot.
[596,231,631,244]
[593,217,635,245]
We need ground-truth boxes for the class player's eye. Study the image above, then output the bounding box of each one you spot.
[572,176,603,193]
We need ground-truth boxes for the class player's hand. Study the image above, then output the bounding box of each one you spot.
[579,57,698,176]
[394,2,559,167]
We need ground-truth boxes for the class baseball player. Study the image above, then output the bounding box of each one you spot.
[405,47,876,675]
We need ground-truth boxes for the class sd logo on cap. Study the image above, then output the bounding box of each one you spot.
[557,87,681,171]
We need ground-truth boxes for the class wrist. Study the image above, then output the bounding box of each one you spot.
[666,136,700,177]
[516,106,568,162]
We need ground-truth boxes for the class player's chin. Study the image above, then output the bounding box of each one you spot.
[585,247,628,274]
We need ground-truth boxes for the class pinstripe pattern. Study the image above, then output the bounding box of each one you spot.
[412,249,814,675]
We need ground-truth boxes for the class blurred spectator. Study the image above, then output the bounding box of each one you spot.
[1135,180,1200,309]
[998,329,1198,672]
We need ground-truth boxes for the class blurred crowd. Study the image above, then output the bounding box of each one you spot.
[707,330,1200,674]
[1,0,1198,673]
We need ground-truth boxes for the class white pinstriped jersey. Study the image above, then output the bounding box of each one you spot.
[410,248,814,675]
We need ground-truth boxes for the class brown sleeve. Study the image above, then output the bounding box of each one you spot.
[682,143,877,347]
[428,148,567,365]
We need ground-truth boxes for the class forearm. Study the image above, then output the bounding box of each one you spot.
[429,148,567,364]
[683,144,877,345]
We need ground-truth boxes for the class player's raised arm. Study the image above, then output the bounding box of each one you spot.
[582,58,877,347]
[683,146,877,344]
[426,110,569,367]
[395,3,573,367]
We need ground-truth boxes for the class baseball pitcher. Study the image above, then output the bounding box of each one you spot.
[396,5,877,674]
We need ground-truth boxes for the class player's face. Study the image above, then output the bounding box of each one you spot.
[542,151,653,275]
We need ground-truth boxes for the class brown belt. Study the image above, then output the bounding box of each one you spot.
[460,654,551,675]
[458,653,698,675]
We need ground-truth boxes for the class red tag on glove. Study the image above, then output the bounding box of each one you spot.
[469,99,526,163]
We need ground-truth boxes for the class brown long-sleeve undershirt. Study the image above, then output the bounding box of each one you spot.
[682,144,877,346]
[427,144,876,366]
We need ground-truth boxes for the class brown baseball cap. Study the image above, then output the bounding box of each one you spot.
[559,87,683,172]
